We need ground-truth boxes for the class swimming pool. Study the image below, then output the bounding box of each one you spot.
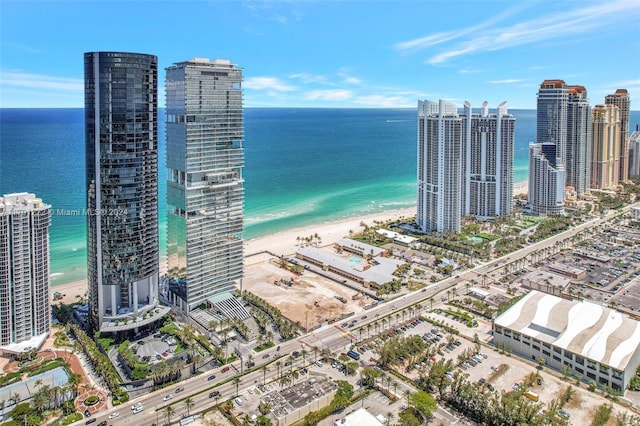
[349,257,361,263]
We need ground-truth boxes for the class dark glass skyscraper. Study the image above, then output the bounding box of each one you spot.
[84,52,169,333]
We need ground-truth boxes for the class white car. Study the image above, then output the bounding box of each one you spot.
[108,412,119,419]
[131,402,143,410]
[163,394,172,401]
[133,407,144,414]
[234,397,244,407]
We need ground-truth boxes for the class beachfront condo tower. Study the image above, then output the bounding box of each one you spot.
[630,126,640,178]
[84,52,169,333]
[527,143,565,216]
[417,100,463,233]
[165,58,244,314]
[566,86,592,196]
[590,104,621,190]
[605,89,631,182]
[417,100,514,233]
[0,193,51,353]
[537,80,568,170]
[462,101,515,219]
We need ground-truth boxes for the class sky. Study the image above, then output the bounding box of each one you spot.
[1,0,639,109]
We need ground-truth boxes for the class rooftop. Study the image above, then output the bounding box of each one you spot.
[333,407,385,426]
[495,290,640,370]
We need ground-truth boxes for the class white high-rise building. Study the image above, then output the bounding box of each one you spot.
[462,101,515,218]
[417,100,463,233]
[0,193,51,353]
[527,143,565,216]
[417,100,515,233]
[165,58,244,313]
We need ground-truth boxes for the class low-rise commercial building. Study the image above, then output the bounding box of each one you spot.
[296,246,404,289]
[333,407,386,425]
[493,290,640,392]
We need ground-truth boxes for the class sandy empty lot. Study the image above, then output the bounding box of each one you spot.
[243,253,374,330]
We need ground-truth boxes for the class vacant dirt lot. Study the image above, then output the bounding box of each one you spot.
[243,253,373,330]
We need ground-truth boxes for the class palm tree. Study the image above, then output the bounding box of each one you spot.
[275,360,282,379]
[387,412,394,425]
[164,405,175,425]
[232,377,241,397]
[183,397,194,417]
[261,365,269,385]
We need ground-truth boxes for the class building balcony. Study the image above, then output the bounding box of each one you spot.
[99,303,171,333]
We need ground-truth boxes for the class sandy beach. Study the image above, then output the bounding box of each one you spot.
[51,180,528,306]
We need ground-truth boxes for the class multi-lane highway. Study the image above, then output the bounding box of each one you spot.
[83,204,636,425]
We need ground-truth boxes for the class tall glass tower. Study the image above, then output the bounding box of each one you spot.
[84,52,169,333]
[566,85,591,196]
[165,58,244,313]
[537,80,568,168]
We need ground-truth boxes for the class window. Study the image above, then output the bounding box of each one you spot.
[543,350,551,356]
[533,345,540,351]
[553,346,561,354]
[553,355,561,362]
[587,372,596,380]
[575,367,584,374]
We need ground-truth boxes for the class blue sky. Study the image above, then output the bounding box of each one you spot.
[1,0,639,109]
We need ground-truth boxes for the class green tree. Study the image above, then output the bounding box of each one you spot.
[408,390,437,419]
[164,405,175,424]
[256,415,273,426]
[183,397,194,417]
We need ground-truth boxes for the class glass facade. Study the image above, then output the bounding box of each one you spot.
[165,58,244,312]
[85,52,164,332]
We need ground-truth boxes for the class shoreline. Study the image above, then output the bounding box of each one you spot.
[50,180,528,306]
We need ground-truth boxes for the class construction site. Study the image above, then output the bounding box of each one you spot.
[243,252,373,331]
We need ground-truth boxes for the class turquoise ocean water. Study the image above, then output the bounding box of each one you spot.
[1,107,636,287]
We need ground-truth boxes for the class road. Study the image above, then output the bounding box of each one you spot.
[83,204,637,426]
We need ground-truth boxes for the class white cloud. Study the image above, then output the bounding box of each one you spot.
[459,69,483,74]
[289,72,329,85]
[395,1,640,65]
[0,70,83,92]
[303,89,352,101]
[394,4,529,54]
[244,76,296,91]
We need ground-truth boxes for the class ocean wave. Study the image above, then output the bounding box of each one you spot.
[50,272,64,277]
